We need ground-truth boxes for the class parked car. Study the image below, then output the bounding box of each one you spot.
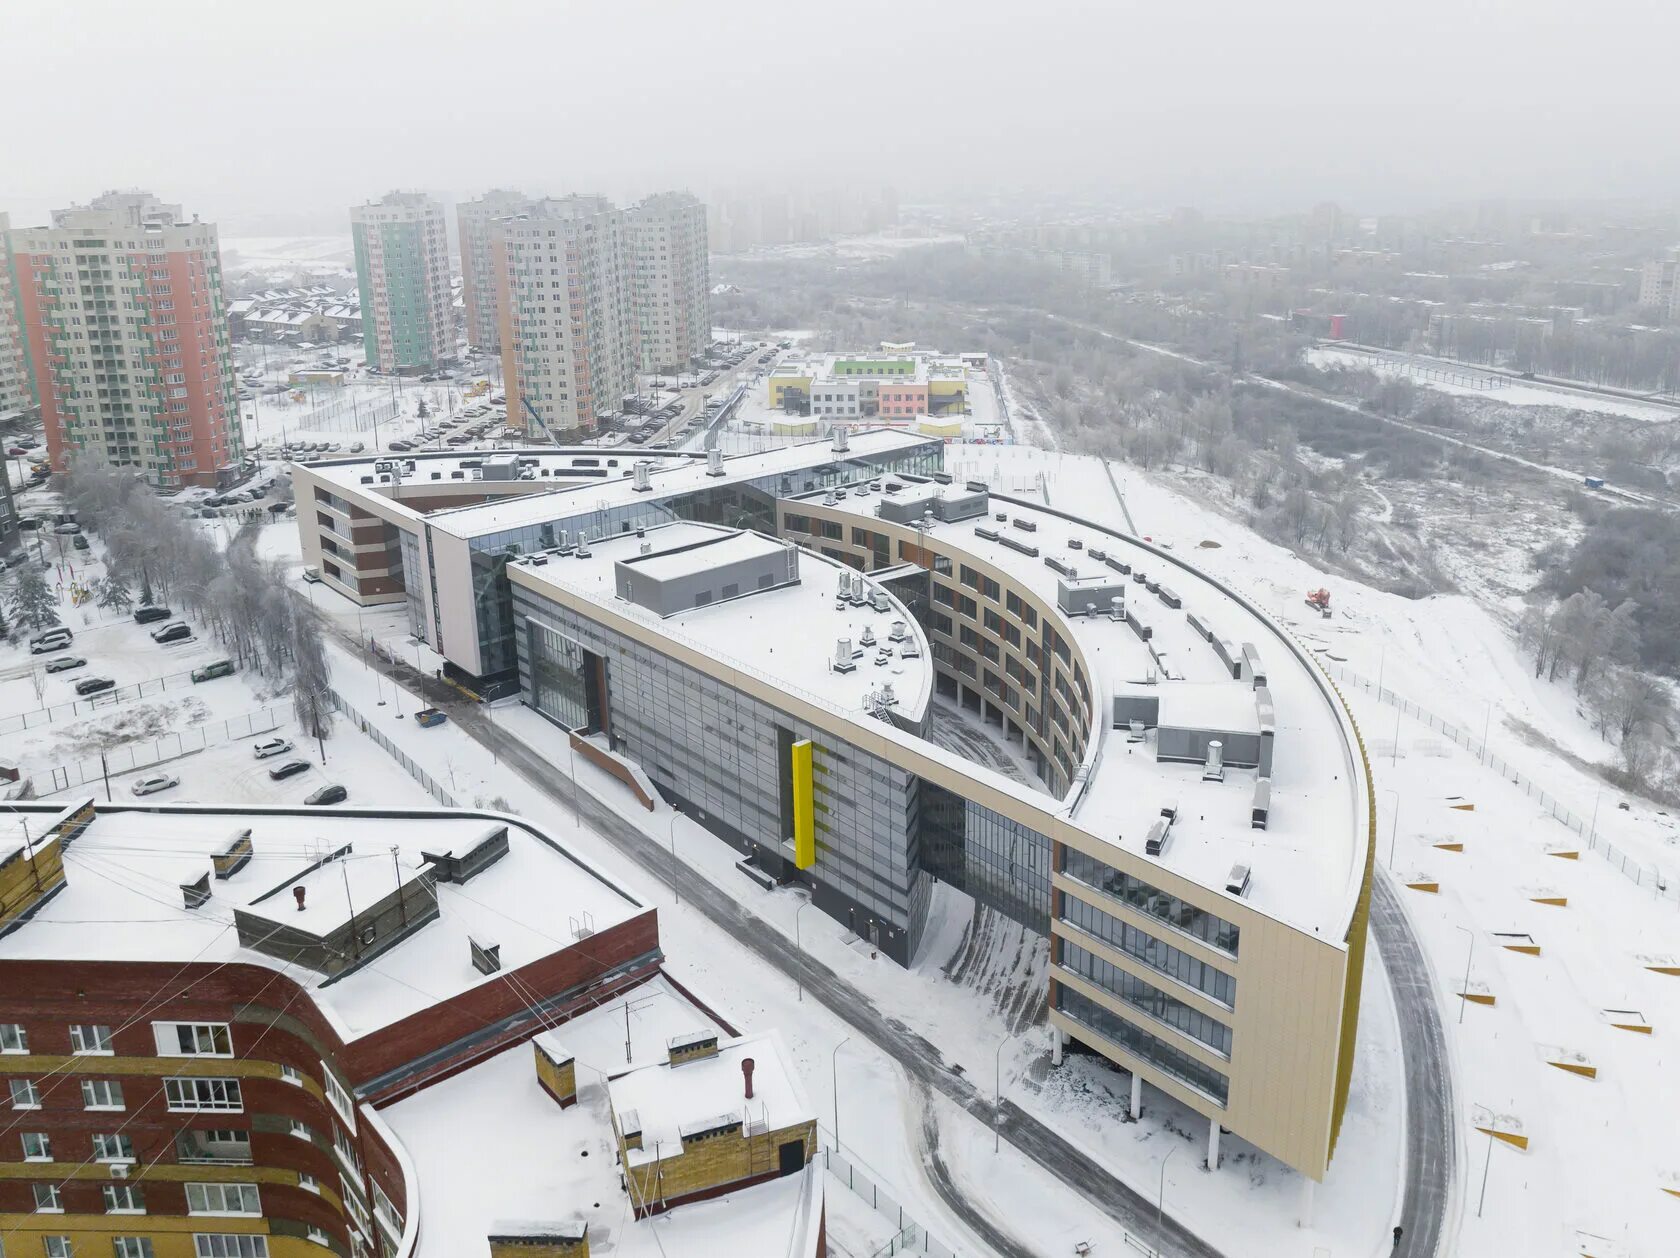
[45,656,86,674]
[131,774,178,797]
[251,737,293,760]
[151,622,192,644]
[414,707,448,728]
[301,567,322,584]
[133,605,172,624]
[191,659,235,683]
[74,676,116,697]
[54,522,81,535]
[305,784,347,806]
[72,535,89,551]
[29,629,73,654]
[268,759,311,781]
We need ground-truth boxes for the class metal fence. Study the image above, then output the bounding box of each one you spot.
[33,707,284,796]
[817,1127,960,1258]
[1324,660,1679,907]
[326,686,460,808]
[0,663,224,734]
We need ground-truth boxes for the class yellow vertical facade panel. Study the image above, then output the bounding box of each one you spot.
[792,738,815,870]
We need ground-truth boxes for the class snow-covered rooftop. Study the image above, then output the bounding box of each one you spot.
[0,805,646,1039]
[607,1031,811,1168]
[790,483,1369,939]
[509,522,934,723]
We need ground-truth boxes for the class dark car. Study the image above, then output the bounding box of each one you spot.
[133,606,173,624]
[151,623,192,644]
[268,759,311,781]
[72,535,89,551]
[305,784,347,806]
[74,676,116,697]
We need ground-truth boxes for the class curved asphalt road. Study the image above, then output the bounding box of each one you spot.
[1370,871,1454,1258]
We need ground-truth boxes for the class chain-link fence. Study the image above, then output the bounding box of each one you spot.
[817,1126,959,1258]
[1325,661,1679,908]
[326,686,460,808]
[0,663,228,735]
[32,707,284,796]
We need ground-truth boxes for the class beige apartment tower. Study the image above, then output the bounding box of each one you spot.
[459,188,534,353]
[628,191,710,373]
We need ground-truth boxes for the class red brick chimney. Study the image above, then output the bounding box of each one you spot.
[294,886,307,912]
[742,1057,755,1100]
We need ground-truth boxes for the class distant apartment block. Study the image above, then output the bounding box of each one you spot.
[458,188,534,353]
[1638,254,1680,321]
[493,196,635,436]
[0,211,32,425]
[628,191,710,373]
[6,191,244,488]
[351,191,454,373]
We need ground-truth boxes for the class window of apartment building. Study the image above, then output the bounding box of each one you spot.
[298,1173,320,1194]
[175,1129,249,1165]
[93,1133,135,1163]
[341,1172,372,1235]
[114,1240,156,1258]
[9,1079,41,1109]
[307,1228,332,1248]
[0,1023,29,1054]
[958,594,978,620]
[21,1132,51,1161]
[280,1064,304,1086]
[332,1123,362,1177]
[154,1022,232,1057]
[33,1183,62,1212]
[164,1077,243,1112]
[70,1023,114,1054]
[102,1183,145,1214]
[321,1060,357,1130]
[194,1237,269,1258]
[371,1180,403,1236]
[186,1183,261,1216]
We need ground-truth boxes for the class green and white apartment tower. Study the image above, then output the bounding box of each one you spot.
[350,191,455,374]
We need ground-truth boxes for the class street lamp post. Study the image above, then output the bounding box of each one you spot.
[1455,925,1476,1024]
[994,1036,1007,1153]
[668,806,682,905]
[794,900,813,1003]
[1156,1145,1179,1255]
[1383,788,1401,867]
[831,1037,850,1151]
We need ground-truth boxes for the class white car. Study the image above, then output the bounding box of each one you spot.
[131,774,179,797]
[252,737,294,760]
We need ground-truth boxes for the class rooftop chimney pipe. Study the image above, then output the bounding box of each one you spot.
[293,886,306,912]
[742,1057,756,1099]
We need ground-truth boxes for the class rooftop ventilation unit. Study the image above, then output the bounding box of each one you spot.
[1225,863,1252,898]
[180,872,211,910]
[639,542,652,555]
[833,427,850,453]
[833,637,856,673]
[632,460,653,492]
[1126,719,1145,743]
[899,639,921,658]
[996,512,1008,522]
[859,626,876,647]
[706,447,725,477]
[882,682,896,705]
[871,591,889,613]
[824,491,838,506]
[1145,819,1171,857]
[888,619,907,641]
[1203,740,1225,783]
[575,542,592,558]
[1109,595,1126,622]
[469,936,502,975]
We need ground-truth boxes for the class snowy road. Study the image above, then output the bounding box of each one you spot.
[323,618,1228,1258]
[1370,872,1455,1258]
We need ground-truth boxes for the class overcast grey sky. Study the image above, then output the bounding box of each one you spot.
[4,0,1677,230]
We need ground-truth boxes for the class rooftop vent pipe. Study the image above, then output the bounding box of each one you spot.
[706,447,725,477]
[834,637,856,672]
[832,427,850,453]
[742,1058,756,1099]
[632,460,652,492]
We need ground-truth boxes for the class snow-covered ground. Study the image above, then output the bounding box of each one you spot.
[1308,346,1680,423]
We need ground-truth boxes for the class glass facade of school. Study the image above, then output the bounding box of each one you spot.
[512,581,934,963]
[1058,940,1233,1056]
[469,440,940,677]
[1054,984,1230,1105]
[1057,887,1237,1007]
[1060,845,1242,956]
[918,781,1052,927]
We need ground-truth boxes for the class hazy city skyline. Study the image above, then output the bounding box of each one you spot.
[5,0,1679,232]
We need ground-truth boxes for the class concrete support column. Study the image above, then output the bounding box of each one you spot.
[1128,1071,1142,1120]
[1297,1176,1315,1228]
[1206,1119,1221,1170]
[1049,1024,1064,1066]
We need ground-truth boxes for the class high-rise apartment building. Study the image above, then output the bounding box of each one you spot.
[458,188,533,353]
[494,196,634,436]
[628,191,710,373]
[6,191,243,488]
[350,191,454,373]
[0,211,33,425]
[1638,253,1680,322]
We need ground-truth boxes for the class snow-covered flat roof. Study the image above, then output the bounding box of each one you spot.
[792,483,1368,939]
[622,528,785,583]
[0,805,645,1039]
[509,522,934,723]
[608,1031,811,1168]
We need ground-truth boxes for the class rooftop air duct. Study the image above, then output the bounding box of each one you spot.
[706,447,725,477]
[833,637,856,673]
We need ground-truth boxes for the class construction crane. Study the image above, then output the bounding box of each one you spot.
[520,396,553,443]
